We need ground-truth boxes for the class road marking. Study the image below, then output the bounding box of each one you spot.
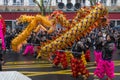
[3,60,120,77]
[5,60,120,65]
[5,60,50,65]
[20,71,120,77]
[3,64,53,69]
[3,62,120,70]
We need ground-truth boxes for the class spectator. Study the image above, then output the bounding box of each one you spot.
[0,38,4,71]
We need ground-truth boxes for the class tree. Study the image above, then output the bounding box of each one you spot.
[89,0,99,6]
[33,0,52,15]
[33,0,44,15]
[48,0,52,14]
[4,0,10,11]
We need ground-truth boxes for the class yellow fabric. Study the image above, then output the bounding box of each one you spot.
[81,52,87,66]
[65,51,73,64]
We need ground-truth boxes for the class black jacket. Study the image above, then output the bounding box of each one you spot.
[72,41,85,58]
[102,41,115,60]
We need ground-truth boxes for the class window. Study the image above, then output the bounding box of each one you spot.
[56,0,62,3]
[5,21,12,30]
[117,20,120,25]
[43,0,49,6]
[67,0,71,3]
[13,0,24,6]
[29,0,36,6]
[76,0,81,3]
[4,0,8,5]
[100,0,106,5]
[111,0,117,6]
[82,0,85,5]
[110,20,115,27]
[82,0,85,4]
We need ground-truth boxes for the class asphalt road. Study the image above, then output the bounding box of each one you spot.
[2,48,120,80]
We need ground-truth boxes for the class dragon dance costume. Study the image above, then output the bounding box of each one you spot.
[94,35,115,80]
[52,50,68,69]
[94,37,103,65]
[71,41,89,79]
[84,38,91,62]
[0,17,6,50]
[23,36,34,56]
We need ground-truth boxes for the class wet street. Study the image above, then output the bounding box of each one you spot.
[2,48,120,80]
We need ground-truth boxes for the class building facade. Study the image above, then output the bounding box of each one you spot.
[0,0,120,30]
[0,0,120,6]
[0,0,120,11]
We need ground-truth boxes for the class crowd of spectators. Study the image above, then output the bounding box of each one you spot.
[4,23,120,56]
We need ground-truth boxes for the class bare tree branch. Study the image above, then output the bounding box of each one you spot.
[33,0,42,11]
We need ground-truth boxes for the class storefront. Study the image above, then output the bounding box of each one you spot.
[0,11,120,30]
